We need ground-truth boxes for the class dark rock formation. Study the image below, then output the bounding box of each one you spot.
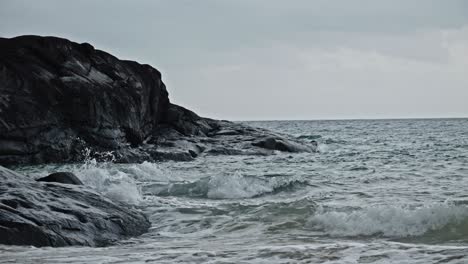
[36,172,83,185]
[252,137,314,152]
[0,35,168,165]
[0,35,316,166]
[0,166,150,247]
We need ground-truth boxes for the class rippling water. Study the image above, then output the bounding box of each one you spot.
[2,119,468,263]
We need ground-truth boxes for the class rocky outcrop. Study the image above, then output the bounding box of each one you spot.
[36,172,83,185]
[147,119,314,162]
[0,166,150,247]
[0,35,316,166]
[252,137,316,152]
[0,35,169,165]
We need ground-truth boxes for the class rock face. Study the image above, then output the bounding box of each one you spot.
[36,172,83,185]
[0,35,316,166]
[0,166,150,247]
[0,35,169,165]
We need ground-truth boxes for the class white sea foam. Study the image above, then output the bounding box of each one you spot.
[308,204,468,237]
[68,159,142,205]
[145,171,309,199]
[125,161,177,182]
[25,159,170,205]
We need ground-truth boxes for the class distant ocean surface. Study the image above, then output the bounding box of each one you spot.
[2,119,468,263]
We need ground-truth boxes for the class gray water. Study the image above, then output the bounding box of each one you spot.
[2,119,468,263]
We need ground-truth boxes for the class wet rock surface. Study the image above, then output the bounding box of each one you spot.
[0,35,169,165]
[0,166,150,247]
[0,35,316,166]
[36,172,83,185]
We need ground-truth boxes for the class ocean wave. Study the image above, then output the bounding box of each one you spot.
[25,157,150,205]
[143,172,310,199]
[122,161,177,182]
[48,158,173,205]
[307,204,468,239]
[68,159,143,205]
[324,138,347,144]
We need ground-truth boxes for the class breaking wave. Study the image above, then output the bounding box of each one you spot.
[23,153,171,205]
[143,171,310,199]
[69,159,143,205]
[308,204,468,240]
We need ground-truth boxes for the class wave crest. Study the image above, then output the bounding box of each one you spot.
[143,172,310,199]
[308,204,468,239]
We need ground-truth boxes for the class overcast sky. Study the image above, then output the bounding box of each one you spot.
[1,0,467,120]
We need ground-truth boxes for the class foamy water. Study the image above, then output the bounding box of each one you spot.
[2,119,468,263]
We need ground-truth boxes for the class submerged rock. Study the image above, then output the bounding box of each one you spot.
[36,172,83,185]
[0,35,316,166]
[0,166,150,247]
[252,137,314,152]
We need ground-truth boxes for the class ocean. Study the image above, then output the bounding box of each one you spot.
[1,118,468,263]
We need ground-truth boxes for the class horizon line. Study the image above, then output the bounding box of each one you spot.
[232,116,468,122]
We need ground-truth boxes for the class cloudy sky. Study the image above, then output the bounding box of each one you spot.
[1,0,467,120]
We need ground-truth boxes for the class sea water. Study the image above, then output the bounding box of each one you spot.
[1,119,468,263]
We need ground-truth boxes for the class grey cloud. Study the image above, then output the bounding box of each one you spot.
[0,0,467,120]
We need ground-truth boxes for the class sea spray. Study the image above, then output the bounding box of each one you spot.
[70,156,142,205]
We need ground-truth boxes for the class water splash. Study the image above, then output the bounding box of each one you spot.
[72,160,141,205]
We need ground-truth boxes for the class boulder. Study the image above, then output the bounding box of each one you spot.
[0,166,150,247]
[36,172,83,185]
[252,137,314,152]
